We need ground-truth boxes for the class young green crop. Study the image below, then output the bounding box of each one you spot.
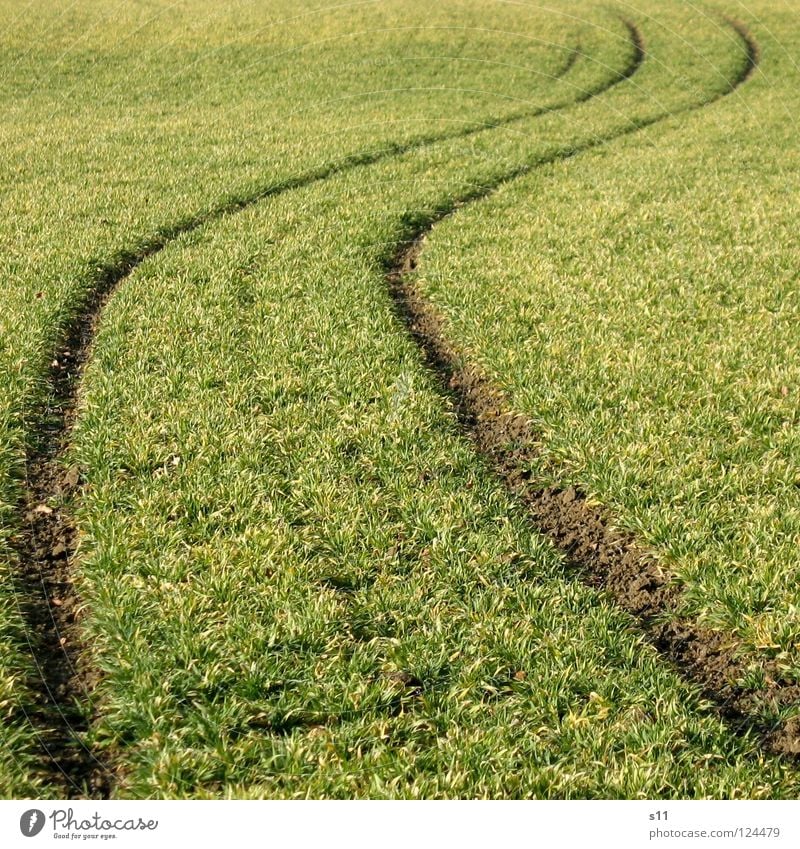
[1,0,798,798]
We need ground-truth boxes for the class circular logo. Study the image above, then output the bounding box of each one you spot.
[19,810,46,837]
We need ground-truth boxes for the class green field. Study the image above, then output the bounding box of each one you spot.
[1,0,800,799]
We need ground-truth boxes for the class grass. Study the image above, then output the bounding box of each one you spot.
[0,0,798,798]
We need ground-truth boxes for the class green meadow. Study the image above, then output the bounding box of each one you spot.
[1,0,799,798]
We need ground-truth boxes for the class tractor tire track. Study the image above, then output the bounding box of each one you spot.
[386,19,800,758]
[10,24,642,798]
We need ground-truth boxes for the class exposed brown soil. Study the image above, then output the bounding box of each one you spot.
[386,21,800,757]
[12,260,149,797]
[725,16,761,90]
[16,342,109,796]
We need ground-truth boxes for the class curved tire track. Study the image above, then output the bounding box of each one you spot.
[386,19,800,757]
[10,23,641,798]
